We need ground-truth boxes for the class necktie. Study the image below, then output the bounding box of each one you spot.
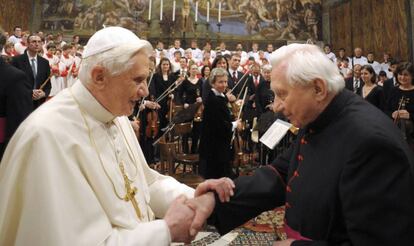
[232,71,237,82]
[353,79,359,93]
[30,58,37,79]
[255,76,259,87]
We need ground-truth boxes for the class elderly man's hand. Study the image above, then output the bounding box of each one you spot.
[164,195,196,243]
[186,192,216,237]
[194,177,235,202]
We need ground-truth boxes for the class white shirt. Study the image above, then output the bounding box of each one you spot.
[325,52,337,63]
[367,61,382,75]
[7,35,21,45]
[0,81,194,246]
[351,56,368,67]
[14,42,27,55]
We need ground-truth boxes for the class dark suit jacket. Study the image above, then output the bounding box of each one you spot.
[345,77,364,95]
[209,89,414,245]
[11,50,51,109]
[227,70,244,92]
[0,57,32,159]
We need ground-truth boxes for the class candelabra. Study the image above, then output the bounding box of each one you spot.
[216,22,222,44]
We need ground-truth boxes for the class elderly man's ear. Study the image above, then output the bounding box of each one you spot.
[313,78,328,101]
[91,66,108,89]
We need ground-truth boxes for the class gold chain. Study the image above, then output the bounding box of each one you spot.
[70,88,143,219]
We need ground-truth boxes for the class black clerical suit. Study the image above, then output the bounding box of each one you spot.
[209,89,414,245]
[11,50,51,109]
[0,57,32,159]
[199,89,234,179]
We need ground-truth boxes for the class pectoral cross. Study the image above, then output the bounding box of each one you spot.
[119,162,142,220]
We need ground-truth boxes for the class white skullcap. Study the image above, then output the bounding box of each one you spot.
[82,26,152,58]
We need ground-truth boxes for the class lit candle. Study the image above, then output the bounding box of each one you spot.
[218,1,221,23]
[206,1,210,23]
[148,0,152,20]
[160,0,163,21]
[172,0,176,22]
[195,1,198,22]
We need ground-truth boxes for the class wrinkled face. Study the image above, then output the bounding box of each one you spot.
[27,36,42,53]
[100,52,150,116]
[212,75,228,93]
[360,68,373,83]
[271,66,320,128]
[230,56,240,70]
[398,70,413,87]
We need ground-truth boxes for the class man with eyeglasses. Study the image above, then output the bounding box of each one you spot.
[12,34,51,109]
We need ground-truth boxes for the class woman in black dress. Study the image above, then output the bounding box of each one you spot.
[385,62,414,147]
[360,64,385,110]
[178,64,203,153]
[199,67,240,179]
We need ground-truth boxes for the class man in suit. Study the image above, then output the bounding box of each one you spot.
[345,64,363,95]
[227,53,244,93]
[0,28,32,159]
[12,33,51,109]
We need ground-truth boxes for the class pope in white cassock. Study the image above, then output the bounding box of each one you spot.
[0,27,233,246]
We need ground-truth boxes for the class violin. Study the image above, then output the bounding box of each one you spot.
[395,96,414,144]
[145,95,159,139]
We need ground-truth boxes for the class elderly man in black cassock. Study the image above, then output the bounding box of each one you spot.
[188,43,414,245]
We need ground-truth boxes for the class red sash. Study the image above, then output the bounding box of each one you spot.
[0,117,5,143]
[284,220,312,241]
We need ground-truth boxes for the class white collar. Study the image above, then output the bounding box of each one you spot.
[71,81,116,123]
[212,88,225,97]
[27,52,37,60]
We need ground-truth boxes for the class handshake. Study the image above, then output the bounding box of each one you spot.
[164,177,235,243]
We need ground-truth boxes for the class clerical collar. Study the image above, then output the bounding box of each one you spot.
[368,61,373,64]
[306,89,350,133]
[212,88,225,97]
[71,81,115,123]
[191,48,196,50]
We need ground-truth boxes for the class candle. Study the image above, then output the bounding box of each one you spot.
[195,1,198,22]
[172,0,176,22]
[218,1,221,23]
[206,1,210,22]
[148,0,152,20]
[160,0,163,21]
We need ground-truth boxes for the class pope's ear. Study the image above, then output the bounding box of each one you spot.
[90,66,107,89]
[313,78,328,101]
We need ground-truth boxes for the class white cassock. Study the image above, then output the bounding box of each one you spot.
[0,81,194,246]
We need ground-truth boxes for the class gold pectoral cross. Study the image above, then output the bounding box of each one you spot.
[119,162,142,220]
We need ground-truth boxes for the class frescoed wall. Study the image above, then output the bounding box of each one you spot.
[35,0,322,44]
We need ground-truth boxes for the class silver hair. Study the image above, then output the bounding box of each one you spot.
[209,67,228,85]
[269,44,345,93]
[262,64,272,72]
[78,44,151,84]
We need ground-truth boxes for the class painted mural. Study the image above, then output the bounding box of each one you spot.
[39,0,322,41]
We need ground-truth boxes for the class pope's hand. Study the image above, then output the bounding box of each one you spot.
[194,177,235,203]
[164,195,195,243]
[186,192,216,237]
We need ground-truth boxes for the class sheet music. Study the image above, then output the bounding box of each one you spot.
[260,119,292,149]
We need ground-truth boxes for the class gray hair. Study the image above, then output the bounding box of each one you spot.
[78,45,151,84]
[269,44,345,93]
[209,67,228,85]
[262,64,272,72]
